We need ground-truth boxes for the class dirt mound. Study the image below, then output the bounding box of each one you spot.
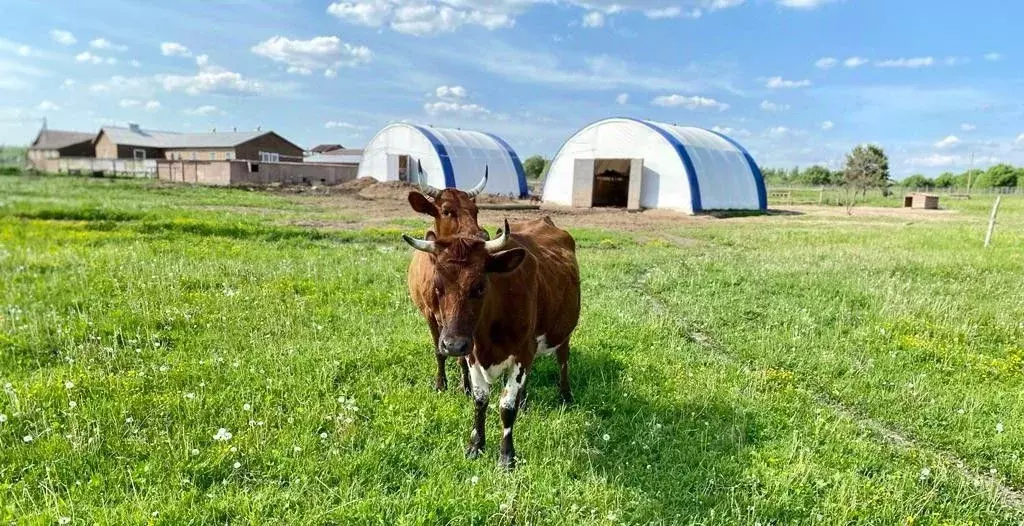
[357,181,417,200]
[337,177,533,203]
[337,177,379,193]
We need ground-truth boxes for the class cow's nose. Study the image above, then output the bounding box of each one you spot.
[441,336,471,357]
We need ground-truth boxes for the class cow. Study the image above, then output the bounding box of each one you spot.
[407,166,490,393]
[401,216,581,470]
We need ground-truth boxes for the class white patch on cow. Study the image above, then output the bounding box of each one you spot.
[499,362,523,410]
[536,334,559,356]
[502,427,511,437]
[469,356,513,400]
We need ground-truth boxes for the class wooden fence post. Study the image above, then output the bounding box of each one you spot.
[984,195,1002,248]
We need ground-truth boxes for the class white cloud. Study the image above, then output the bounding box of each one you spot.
[1015,133,1024,145]
[60,79,76,90]
[16,45,31,57]
[652,94,729,110]
[325,69,338,78]
[876,56,934,68]
[904,154,959,167]
[196,54,209,67]
[776,0,837,7]
[843,56,869,68]
[37,100,60,111]
[435,85,467,99]
[424,101,491,116]
[90,38,126,51]
[324,121,367,129]
[944,56,970,66]
[765,76,810,89]
[75,51,116,65]
[934,135,960,149]
[760,100,789,112]
[130,59,141,68]
[162,58,263,95]
[120,99,161,111]
[815,57,837,69]
[765,126,798,138]
[616,92,629,105]
[984,52,1002,62]
[582,11,606,28]
[251,36,371,75]
[960,123,975,132]
[711,125,750,137]
[185,105,223,116]
[161,42,192,57]
[50,30,77,45]
[821,120,834,131]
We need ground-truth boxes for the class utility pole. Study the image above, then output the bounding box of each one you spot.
[967,151,974,196]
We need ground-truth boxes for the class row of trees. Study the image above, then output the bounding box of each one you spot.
[765,157,1023,189]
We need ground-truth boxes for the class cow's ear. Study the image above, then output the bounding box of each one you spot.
[485,248,526,274]
[408,192,438,217]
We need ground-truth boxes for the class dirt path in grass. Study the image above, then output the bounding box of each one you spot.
[272,182,960,234]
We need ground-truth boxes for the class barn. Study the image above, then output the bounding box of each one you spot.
[542,118,767,213]
[357,123,527,197]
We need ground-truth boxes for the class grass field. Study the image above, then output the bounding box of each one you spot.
[1,174,1023,524]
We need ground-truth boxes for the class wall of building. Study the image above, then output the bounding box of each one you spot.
[94,133,118,159]
[34,158,156,177]
[163,149,236,161]
[157,160,357,186]
[58,141,96,158]
[235,133,304,162]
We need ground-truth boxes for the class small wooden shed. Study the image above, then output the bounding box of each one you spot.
[903,193,939,209]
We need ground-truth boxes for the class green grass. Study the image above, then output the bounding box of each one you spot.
[1,174,1023,524]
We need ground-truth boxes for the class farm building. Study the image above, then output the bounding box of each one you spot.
[542,118,767,213]
[94,124,304,162]
[357,123,527,197]
[27,128,95,167]
[305,147,363,165]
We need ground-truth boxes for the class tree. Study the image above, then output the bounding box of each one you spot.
[800,165,834,185]
[934,172,958,188]
[841,144,890,214]
[522,155,549,180]
[901,174,934,188]
[976,164,1021,188]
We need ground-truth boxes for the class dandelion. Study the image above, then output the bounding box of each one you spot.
[243,403,251,411]
[58,517,71,525]
[320,432,328,439]
[919,467,931,480]
[293,446,302,453]
[232,361,239,368]
[602,433,610,442]
[23,435,33,443]
[257,421,265,427]
[191,448,199,456]
[287,417,295,424]
[151,511,159,518]
[3,382,11,389]
[213,428,233,441]
[64,380,74,389]
[68,401,77,409]
[159,365,169,373]
[233,462,241,469]
[125,417,134,424]
[230,446,237,453]
[0,414,7,423]
[997,422,1005,433]
[249,420,256,426]
[154,342,161,348]
[470,475,479,484]
[957,408,965,415]
[990,468,998,476]
[184,392,196,400]
[654,423,663,431]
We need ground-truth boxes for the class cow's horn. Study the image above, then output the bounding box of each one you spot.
[465,166,488,198]
[417,160,442,199]
[484,219,511,253]
[402,234,437,253]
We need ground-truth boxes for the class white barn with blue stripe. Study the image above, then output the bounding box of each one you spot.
[543,118,767,214]
[357,123,528,197]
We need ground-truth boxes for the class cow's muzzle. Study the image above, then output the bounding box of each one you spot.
[439,335,472,357]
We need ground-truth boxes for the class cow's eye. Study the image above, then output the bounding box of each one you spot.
[441,208,454,217]
[469,282,485,298]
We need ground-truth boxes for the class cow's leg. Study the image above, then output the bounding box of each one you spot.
[465,361,490,459]
[498,361,529,470]
[557,341,573,405]
[458,357,471,397]
[430,319,447,392]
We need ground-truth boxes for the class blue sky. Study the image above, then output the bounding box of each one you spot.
[1,0,1021,177]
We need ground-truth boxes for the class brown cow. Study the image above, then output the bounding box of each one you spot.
[402,217,581,470]
[407,167,490,393]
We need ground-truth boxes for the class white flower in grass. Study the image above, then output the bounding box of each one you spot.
[151,511,159,518]
[320,432,328,439]
[58,517,71,525]
[125,417,134,424]
[3,382,11,390]
[230,447,237,453]
[249,420,256,426]
[257,421,265,427]
[919,467,931,480]
[957,408,965,415]
[68,401,77,409]
[159,365,169,373]
[184,392,196,400]
[0,414,7,423]
[191,448,199,456]
[23,435,33,443]
[602,433,610,442]
[997,422,1005,433]
[470,475,479,484]
[64,381,74,389]
[293,446,302,453]
[243,403,251,411]
[233,462,241,469]
[213,428,232,441]
[287,417,294,424]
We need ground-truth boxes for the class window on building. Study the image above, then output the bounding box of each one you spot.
[259,151,280,163]
[191,152,197,161]
[133,149,146,161]
[225,152,234,160]
[209,152,216,160]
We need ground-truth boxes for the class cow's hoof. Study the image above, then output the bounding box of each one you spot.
[465,444,484,460]
[435,379,448,392]
[498,453,516,471]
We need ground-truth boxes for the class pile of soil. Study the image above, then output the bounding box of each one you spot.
[334,177,533,204]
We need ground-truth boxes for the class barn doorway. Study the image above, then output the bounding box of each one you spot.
[398,154,410,182]
[592,159,632,207]
[387,154,413,182]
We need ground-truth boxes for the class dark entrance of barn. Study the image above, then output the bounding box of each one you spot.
[570,158,644,210]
